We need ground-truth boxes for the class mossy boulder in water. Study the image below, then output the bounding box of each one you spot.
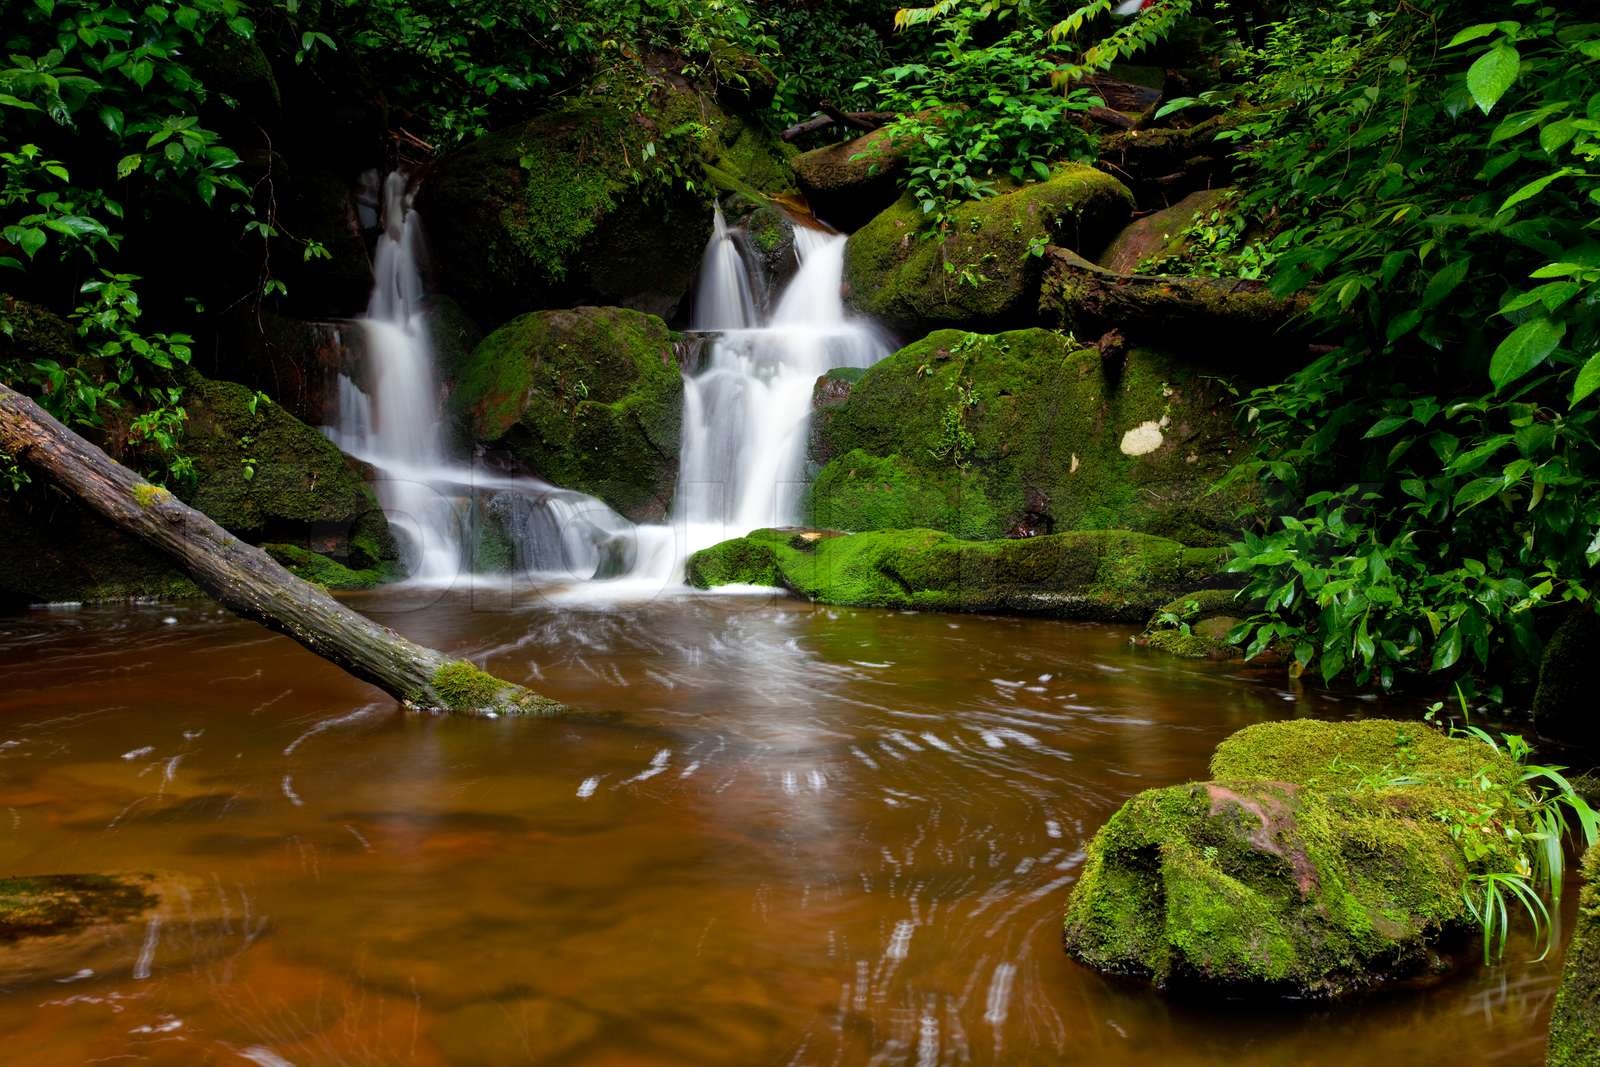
[807,328,1249,544]
[450,306,683,522]
[422,73,794,321]
[1062,719,1524,998]
[1138,589,1249,660]
[1548,845,1600,1066]
[842,164,1133,334]
[686,526,1228,621]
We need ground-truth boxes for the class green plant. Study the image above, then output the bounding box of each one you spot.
[1200,0,1600,691]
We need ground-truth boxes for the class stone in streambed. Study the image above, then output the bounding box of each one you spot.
[1097,187,1233,275]
[792,127,911,232]
[685,527,1229,622]
[1062,719,1524,998]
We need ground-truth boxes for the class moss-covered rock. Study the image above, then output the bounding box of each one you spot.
[450,307,683,522]
[686,526,1229,621]
[1,874,157,942]
[1533,606,1600,752]
[842,165,1134,334]
[792,127,910,232]
[1139,589,1249,659]
[1098,187,1233,274]
[1549,845,1600,1066]
[263,543,399,590]
[807,328,1250,544]
[1063,719,1525,998]
[181,374,385,549]
[422,72,793,321]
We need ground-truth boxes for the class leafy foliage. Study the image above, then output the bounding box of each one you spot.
[1175,0,1600,690]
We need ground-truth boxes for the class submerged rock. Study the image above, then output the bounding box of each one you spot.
[806,328,1249,545]
[450,306,683,523]
[792,127,910,232]
[0,872,238,986]
[685,527,1229,622]
[422,73,794,321]
[842,164,1133,335]
[1549,845,1600,1066]
[1062,719,1524,999]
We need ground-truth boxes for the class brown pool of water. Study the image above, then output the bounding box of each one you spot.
[0,588,1570,1065]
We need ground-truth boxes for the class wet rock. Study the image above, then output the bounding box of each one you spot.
[208,309,364,426]
[685,527,1230,622]
[842,164,1134,335]
[792,127,910,232]
[1533,606,1600,752]
[0,872,242,987]
[1062,719,1525,998]
[1137,589,1249,660]
[1098,188,1233,274]
[805,328,1251,545]
[449,307,683,523]
[1549,845,1600,1066]
[421,73,793,322]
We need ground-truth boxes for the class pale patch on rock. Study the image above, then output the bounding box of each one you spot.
[1120,416,1169,456]
[1070,453,1080,474]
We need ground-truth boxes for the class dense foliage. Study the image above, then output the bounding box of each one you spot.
[1149,0,1600,694]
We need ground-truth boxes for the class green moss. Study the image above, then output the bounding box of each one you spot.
[425,74,792,317]
[1,874,156,942]
[806,329,1249,544]
[181,373,383,542]
[451,306,683,522]
[132,483,169,509]
[430,660,506,712]
[1141,589,1250,660]
[842,164,1134,334]
[1549,845,1600,1066]
[264,544,397,590]
[1063,719,1525,998]
[686,526,1229,622]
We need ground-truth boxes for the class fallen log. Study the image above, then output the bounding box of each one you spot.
[0,382,561,717]
[780,107,897,142]
[1038,246,1315,357]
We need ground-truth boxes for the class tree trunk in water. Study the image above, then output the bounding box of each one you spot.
[0,382,561,717]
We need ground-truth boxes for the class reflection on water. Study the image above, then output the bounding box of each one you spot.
[0,591,1569,1065]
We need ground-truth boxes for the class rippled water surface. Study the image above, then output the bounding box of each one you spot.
[0,589,1569,1064]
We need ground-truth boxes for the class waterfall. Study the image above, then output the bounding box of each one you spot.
[325,181,888,595]
[674,215,892,549]
[327,173,629,587]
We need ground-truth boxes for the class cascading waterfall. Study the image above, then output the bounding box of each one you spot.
[326,186,888,593]
[672,209,892,554]
[327,173,632,586]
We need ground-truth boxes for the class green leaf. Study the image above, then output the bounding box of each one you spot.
[116,153,142,179]
[1467,44,1520,114]
[1572,353,1600,406]
[1421,257,1470,307]
[1489,315,1564,389]
[1496,168,1572,215]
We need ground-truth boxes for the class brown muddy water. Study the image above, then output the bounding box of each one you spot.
[0,588,1571,1065]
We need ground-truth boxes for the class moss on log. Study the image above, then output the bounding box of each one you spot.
[0,382,560,717]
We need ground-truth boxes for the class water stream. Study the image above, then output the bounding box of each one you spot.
[0,596,1569,1064]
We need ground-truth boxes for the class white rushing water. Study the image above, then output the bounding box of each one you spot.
[328,184,889,594]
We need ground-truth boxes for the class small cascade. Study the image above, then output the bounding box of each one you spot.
[326,173,630,587]
[673,218,892,549]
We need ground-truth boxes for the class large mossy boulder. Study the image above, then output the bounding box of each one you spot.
[685,526,1228,622]
[807,328,1249,544]
[842,164,1134,335]
[450,306,683,522]
[1062,719,1524,998]
[1549,845,1600,1067]
[1533,606,1600,752]
[422,73,794,322]
[792,127,910,232]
